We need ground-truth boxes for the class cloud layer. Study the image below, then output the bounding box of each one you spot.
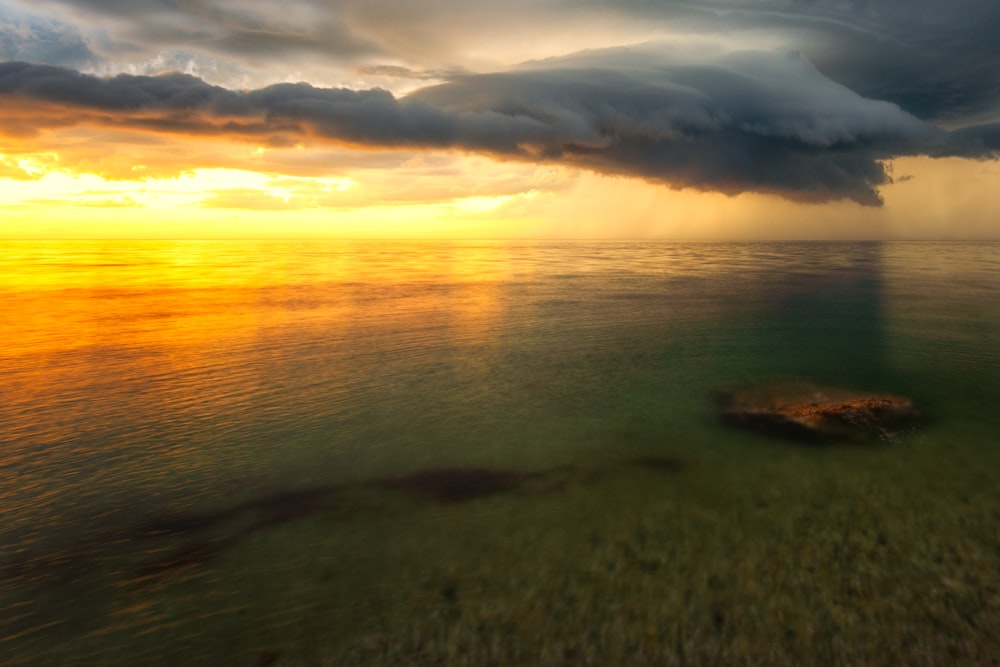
[3,46,997,205]
[3,0,999,122]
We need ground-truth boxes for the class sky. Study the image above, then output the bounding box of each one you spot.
[0,0,998,239]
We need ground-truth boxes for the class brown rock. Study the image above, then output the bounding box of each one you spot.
[717,382,918,442]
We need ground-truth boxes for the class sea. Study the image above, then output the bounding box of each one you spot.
[1,240,998,665]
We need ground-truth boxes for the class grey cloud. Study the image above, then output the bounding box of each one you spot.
[789,2,1000,122]
[0,48,996,205]
[942,122,1000,156]
[0,5,95,67]
[356,65,470,81]
[5,0,383,65]
[0,60,247,113]
[4,0,999,126]
[550,0,1000,122]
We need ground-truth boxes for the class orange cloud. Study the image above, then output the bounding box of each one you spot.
[200,188,311,210]
[0,154,51,180]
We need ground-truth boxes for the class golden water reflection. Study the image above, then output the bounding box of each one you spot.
[0,241,517,556]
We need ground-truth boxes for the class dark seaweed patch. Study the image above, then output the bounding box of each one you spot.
[255,650,281,667]
[129,509,240,539]
[373,467,532,503]
[4,464,574,587]
[131,485,340,541]
[630,456,685,473]
[128,486,340,580]
[133,538,232,578]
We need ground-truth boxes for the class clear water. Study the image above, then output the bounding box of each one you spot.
[1,241,998,664]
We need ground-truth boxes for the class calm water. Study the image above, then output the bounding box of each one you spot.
[1,240,999,665]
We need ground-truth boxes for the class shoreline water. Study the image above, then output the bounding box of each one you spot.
[2,240,998,664]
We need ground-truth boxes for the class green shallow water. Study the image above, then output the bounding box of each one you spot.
[1,240,998,665]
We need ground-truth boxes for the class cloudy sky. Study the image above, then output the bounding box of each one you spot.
[1,0,998,238]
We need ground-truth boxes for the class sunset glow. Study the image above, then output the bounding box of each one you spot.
[4,3,1000,662]
[1,2,998,238]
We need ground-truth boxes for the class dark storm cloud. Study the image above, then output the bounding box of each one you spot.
[4,0,998,125]
[568,0,1000,120]
[943,122,1000,155]
[777,0,1000,122]
[1,47,997,205]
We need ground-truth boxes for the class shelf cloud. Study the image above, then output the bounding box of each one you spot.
[2,46,996,205]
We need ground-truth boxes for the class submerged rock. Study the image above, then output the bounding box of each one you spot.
[717,382,918,442]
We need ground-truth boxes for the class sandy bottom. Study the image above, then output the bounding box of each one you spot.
[5,420,1000,666]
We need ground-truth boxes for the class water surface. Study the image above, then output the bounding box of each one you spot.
[1,241,998,664]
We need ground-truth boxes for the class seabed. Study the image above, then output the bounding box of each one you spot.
[5,423,1000,666]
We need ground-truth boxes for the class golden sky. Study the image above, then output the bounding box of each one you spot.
[1,1,998,239]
